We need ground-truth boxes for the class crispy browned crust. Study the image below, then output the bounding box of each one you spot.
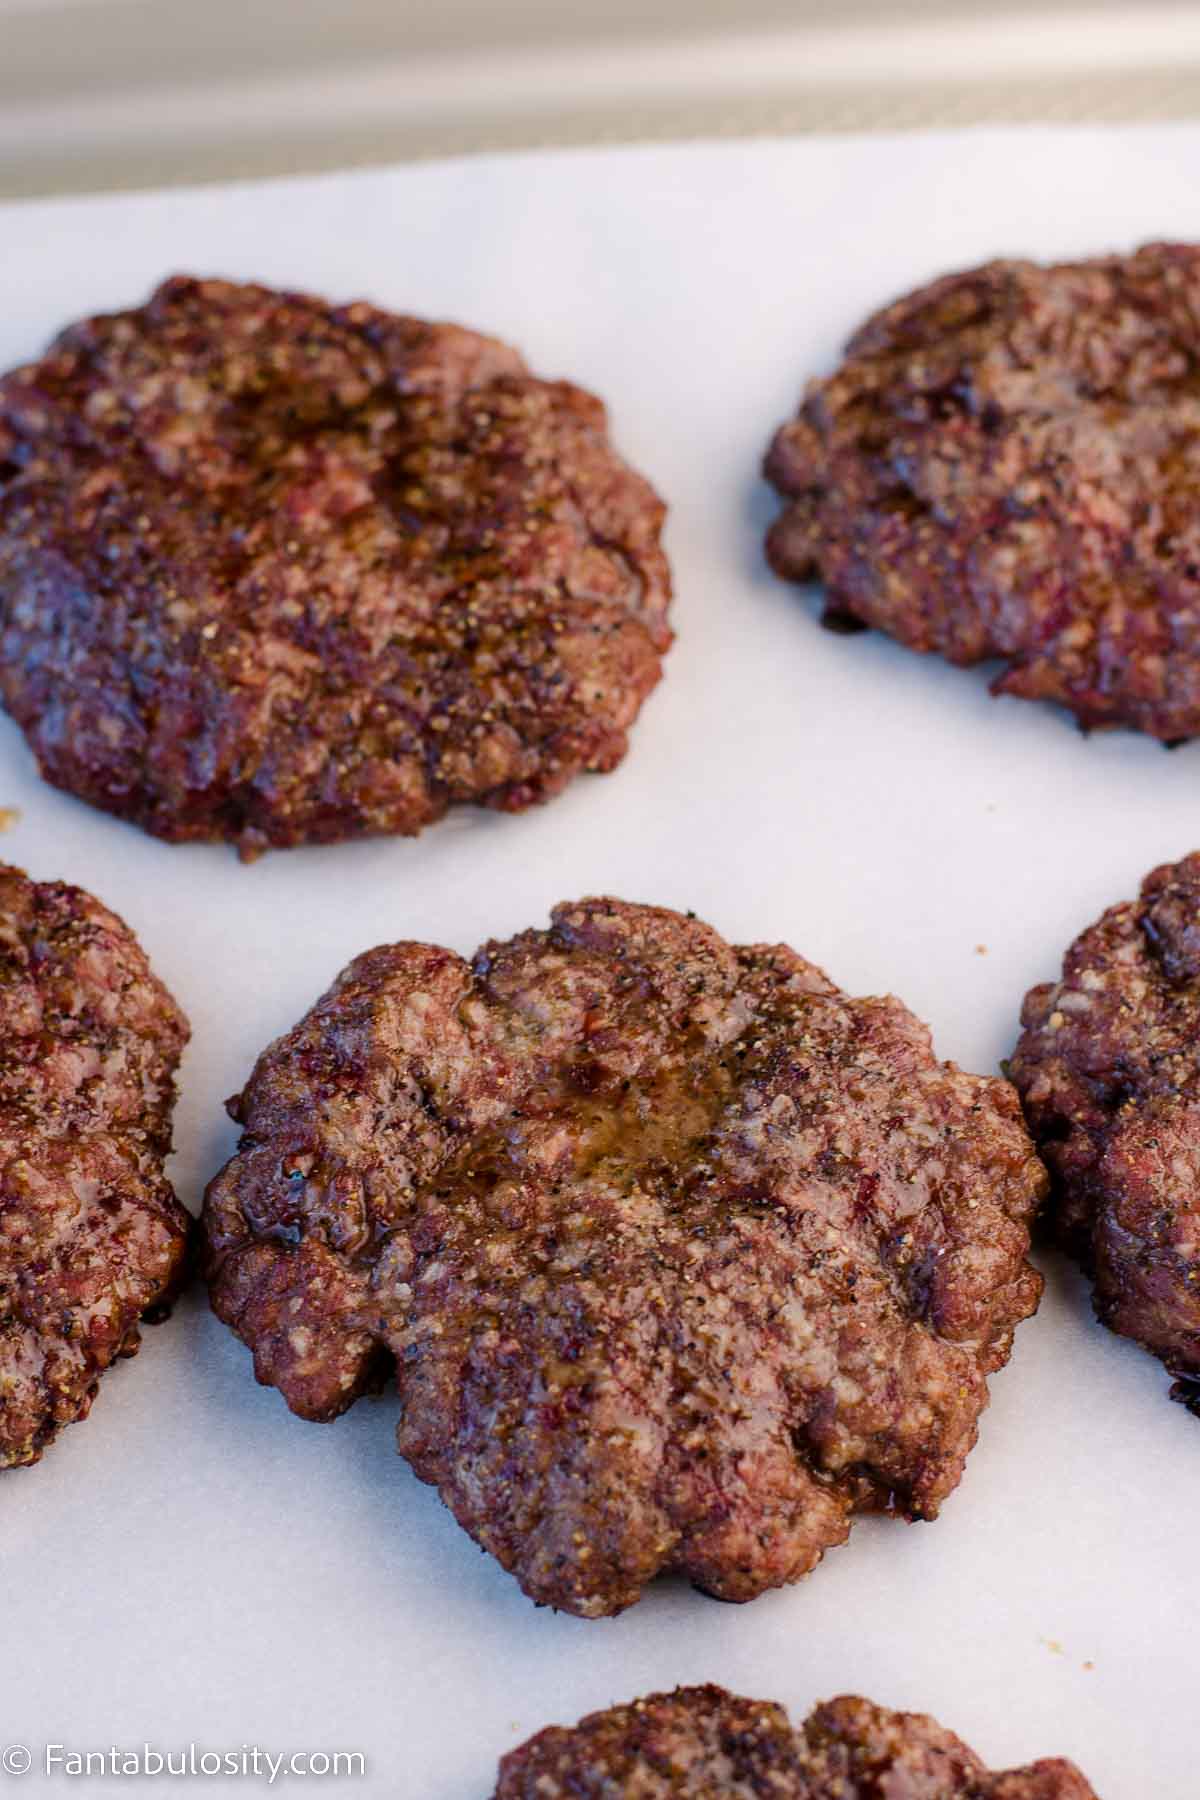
[0,277,671,858]
[493,1685,1099,1797]
[1011,852,1200,1411]
[0,864,189,1467]
[203,898,1044,1615]
[765,242,1200,739]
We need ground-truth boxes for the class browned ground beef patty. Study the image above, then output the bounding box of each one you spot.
[493,1685,1098,1798]
[1011,853,1200,1412]
[0,277,671,858]
[0,864,189,1467]
[764,242,1200,739]
[203,897,1045,1616]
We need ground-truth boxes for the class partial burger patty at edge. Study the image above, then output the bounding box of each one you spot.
[494,1684,1099,1798]
[0,864,189,1468]
[766,242,1200,739]
[1011,851,1200,1412]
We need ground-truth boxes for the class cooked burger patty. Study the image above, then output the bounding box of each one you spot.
[203,897,1044,1616]
[0,864,189,1467]
[765,241,1200,739]
[1011,852,1200,1411]
[0,277,671,858]
[493,1684,1098,1798]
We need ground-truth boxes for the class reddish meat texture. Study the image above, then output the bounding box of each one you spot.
[0,277,671,857]
[766,242,1200,740]
[0,864,189,1467]
[205,898,1045,1615]
[1012,851,1200,1412]
[494,1684,1099,1797]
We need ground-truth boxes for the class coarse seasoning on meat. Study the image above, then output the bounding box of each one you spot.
[493,1684,1099,1798]
[1011,852,1200,1412]
[203,897,1045,1616]
[0,865,189,1467]
[0,277,671,858]
[764,241,1200,739]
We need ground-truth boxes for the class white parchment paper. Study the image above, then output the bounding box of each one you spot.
[1,127,1198,1799]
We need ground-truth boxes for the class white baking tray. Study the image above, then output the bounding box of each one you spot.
[1,127,1197,1799]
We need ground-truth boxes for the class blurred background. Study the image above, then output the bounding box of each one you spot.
[4,0,1200,199]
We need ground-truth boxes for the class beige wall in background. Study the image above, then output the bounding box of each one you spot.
[2,0,1200,198]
